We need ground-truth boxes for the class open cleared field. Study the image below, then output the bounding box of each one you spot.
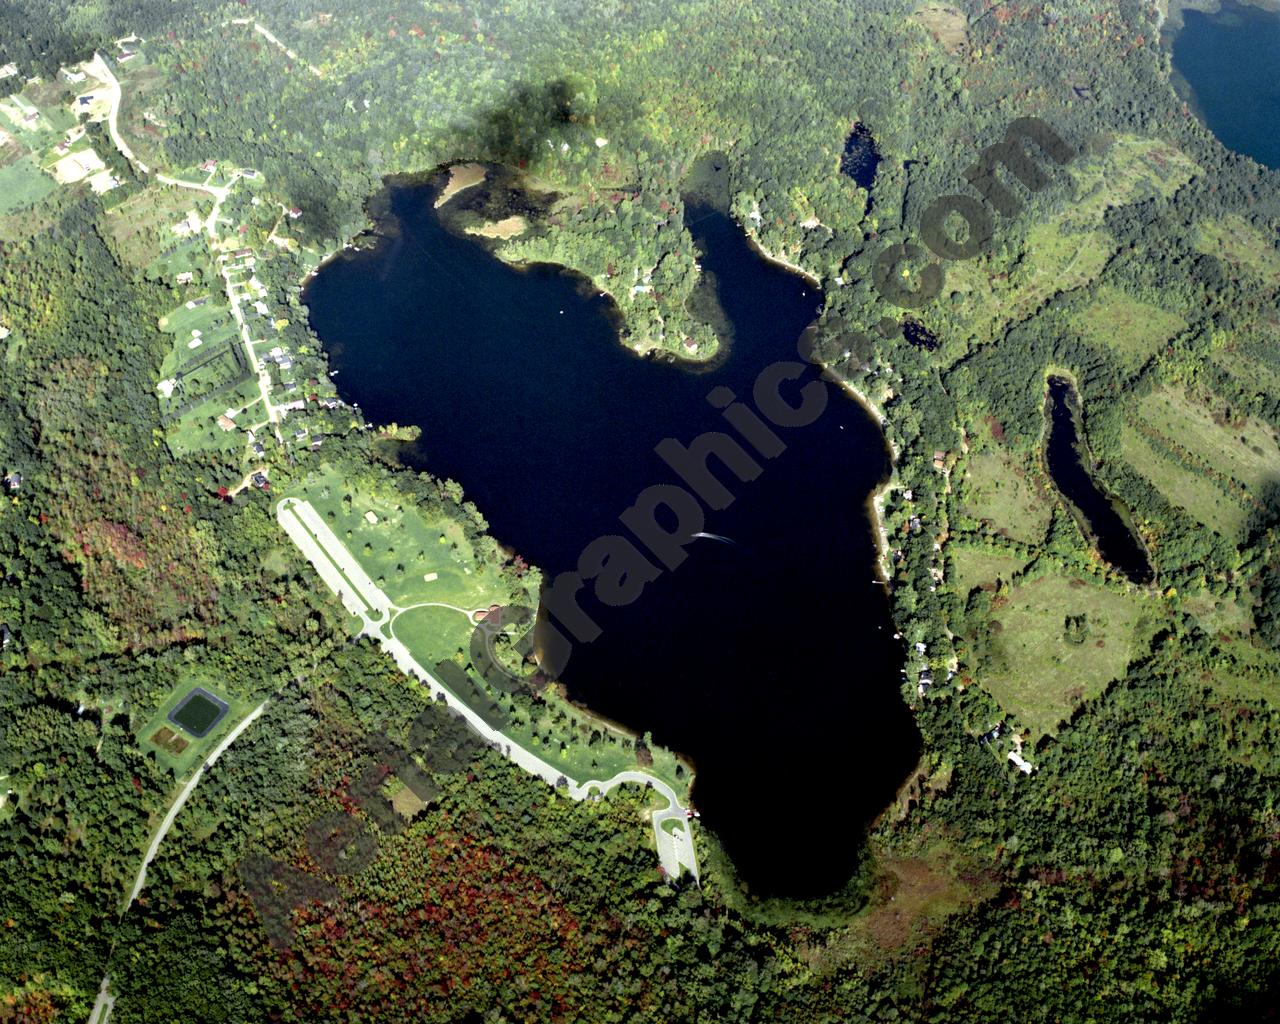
[104,186,206,270]
[303,467,507,614]
[951,544,1029,596]
[1136,386,1280,500]
[1069,135,1201,221]
[139,679,245,777]
[1073,285,1186,371]
[0,155,55,214]
[943,136,1199,351]
[974,575,1156,738]
[166,377,259,457]
[1119,424,1251,540]
[1195,214,1280,289]
[958,448,1053,543]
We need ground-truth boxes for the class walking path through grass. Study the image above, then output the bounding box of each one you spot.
[278,496,699,881]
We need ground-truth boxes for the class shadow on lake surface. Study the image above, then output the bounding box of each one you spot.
[304,165,920,896]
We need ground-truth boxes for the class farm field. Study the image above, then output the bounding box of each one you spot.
[972,574,1156,738]
[1133,386,1280,513]
[956,447,1053,544]
[1072,285,1186,371]
[1118,423,1250,540]
[950,544,1029,597]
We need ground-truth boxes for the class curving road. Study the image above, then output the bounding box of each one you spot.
[277,497,699,880]
[124,701,268,908]
[85,52,149,175]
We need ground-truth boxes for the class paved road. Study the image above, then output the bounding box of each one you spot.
[277,498,699,881]
[86,975,115,1024]
[124,701,268,908]
[221,260,285,444]
[85,53,149,175]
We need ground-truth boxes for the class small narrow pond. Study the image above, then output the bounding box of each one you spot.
[1044,377,1152,583]
[1172,0,1280,169]
[304,166,920,896]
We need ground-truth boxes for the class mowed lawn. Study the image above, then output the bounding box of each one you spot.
[0,155,56,215]
[302,467,507,615]
[137,678,248,778]
[1073,285,1186,371]
[977,575,1156,738]
[958,448,1053,544]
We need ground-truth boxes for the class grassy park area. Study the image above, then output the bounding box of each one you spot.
[287,466,690,795]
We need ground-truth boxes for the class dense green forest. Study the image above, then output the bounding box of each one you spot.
[2,0,1279,1020]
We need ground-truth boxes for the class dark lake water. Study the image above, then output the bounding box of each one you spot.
[304,170,920,896]
[1044,377,1152,584]
[1172,0,1280,169]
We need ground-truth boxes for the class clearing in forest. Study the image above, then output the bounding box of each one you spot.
[1130,386,1280,520]
[950,544,1029,597]
[1072,285,1186,371]
[943,135,1199,351]
[139,679,245,776]
[972,574,1156,738]
[0,155,55,214]
[957,447,1053,544]
[1194,214,1280,289]
[1118,424,1251,541]
[103,186,208,272]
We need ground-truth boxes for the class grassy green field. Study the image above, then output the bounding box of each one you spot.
[1073,285,1186,371]
[104,186,205,271]
[304,467,506,613]
[289,466,690,795]
[957,448,1053,544]
[974,575,1157,738]
[138,679,247,778]
[165,377,259,457]
[942,136,1199,354]
[1194,214,1280,289]
[950,544,1029,597]
[1119,423,1250,540]
[1136,386,1280,499]
[0,155,56,214]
